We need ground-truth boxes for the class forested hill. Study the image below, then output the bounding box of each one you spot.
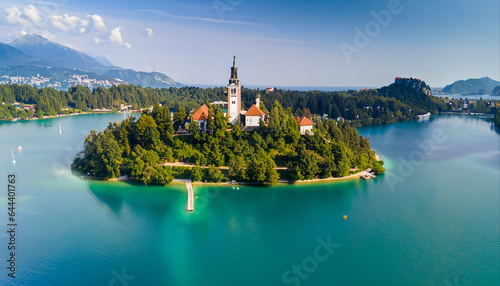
[243,81,447,125]
[1,79,448,124]
[72,101,385,185]
[442,77,500,95]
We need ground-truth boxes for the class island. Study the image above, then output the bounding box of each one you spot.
[2,58,498,186]
[72,57,385,186]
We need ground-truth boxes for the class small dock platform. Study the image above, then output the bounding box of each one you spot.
[361,171,377,180]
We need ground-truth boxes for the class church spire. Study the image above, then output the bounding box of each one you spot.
[229,54,239,85]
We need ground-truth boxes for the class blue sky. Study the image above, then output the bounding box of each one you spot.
[0,0,498,87]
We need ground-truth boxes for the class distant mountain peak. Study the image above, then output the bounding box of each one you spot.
[10,34,50,46]
[443,77,500,95]
[2,33,181,88]
[92,55,114,67]
[9,33,106,73]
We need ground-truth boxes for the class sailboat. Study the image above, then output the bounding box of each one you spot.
[59,121,62,134]
[17,145,23,152]
[11,150,16,165]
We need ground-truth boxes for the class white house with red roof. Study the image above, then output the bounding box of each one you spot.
[191,103,209,130]
[295,116,314,135]
[244,104,265,127]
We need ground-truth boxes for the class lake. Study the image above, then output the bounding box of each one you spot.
[0,113,498,286]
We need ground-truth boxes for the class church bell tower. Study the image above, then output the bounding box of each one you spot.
[228,55,241,124]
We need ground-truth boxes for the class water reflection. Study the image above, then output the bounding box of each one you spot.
[87,181,183,221]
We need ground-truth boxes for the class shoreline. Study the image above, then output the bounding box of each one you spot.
[1,110,140,122]
[98,168,377,187]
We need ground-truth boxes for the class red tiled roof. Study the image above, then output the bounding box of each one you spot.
[192,104,209,121]
[245,104,265,116]
[295,116,313,126]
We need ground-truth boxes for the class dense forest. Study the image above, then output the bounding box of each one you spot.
[1,82,499,123]
[0,84,226,119]
[3,81,496,185]
[3,81,496,123]
[72,101,384,185]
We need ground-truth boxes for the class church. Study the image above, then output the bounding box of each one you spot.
[192,55,266,130]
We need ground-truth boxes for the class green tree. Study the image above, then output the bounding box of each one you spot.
[99,131,122,179]
[173,106,187,131]
[141,164,156,185]
[206,165,225,182]
[151,166,174,185]
[188,118,201,141]
[228,156,247,181]
[191,166,204,182]
[263,156,279,185]
[296,146,319,180]
[135,114,161,149]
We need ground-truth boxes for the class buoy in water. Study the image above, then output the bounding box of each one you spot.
[343,215,347,220]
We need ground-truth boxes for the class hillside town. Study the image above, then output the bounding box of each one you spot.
[0,73,120,90]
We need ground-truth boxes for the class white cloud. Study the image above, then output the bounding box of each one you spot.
[79,28,86,34]
[5,7,28,26]
[80,19,89,27]
[146,28,153,37]
[141,9,259,25]
[94,38,102,44]
[64,43,80,51]
[48,14,81,31]
[110,26,132,49]
[41,30,56,41]
[23,5,42,23]
[48,15,66,30]
[88,14,106,31]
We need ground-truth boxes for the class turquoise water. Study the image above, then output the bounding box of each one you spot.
[0,114,498,285]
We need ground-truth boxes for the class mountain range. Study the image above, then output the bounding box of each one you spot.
[442,77,499,95]
[0,34,181,88]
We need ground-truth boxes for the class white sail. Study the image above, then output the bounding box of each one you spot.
[59,121,62,134]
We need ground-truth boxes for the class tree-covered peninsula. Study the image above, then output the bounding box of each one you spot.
[72,101,384,186]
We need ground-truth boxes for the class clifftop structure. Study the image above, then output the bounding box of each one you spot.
[395,77,432,96]
[228,55,242,124]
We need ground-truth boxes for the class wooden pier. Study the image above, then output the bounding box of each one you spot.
[186,182,194,212]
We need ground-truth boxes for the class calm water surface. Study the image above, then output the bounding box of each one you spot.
[0,113,498,286]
